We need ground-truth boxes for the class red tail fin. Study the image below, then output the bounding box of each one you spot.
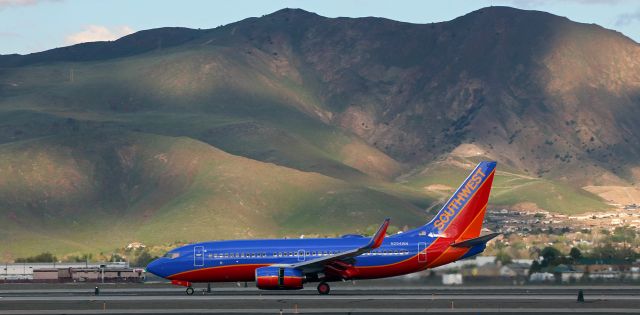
[403,161,496,239]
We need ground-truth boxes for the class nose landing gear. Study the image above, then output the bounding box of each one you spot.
[317,282,330,295]
[186,287,194,295]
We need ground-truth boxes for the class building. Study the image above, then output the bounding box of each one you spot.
[69,267,144,282]
[529,272,555,282]
[32,269,59,281]
[442,273,463,285]
[1,262,136,282]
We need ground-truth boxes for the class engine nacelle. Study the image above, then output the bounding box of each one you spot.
[255,266,303,290]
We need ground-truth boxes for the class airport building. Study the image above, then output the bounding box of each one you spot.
[1,262,144,282]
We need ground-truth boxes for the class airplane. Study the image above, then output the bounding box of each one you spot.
[146,161,499,295]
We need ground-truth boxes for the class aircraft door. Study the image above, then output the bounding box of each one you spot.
[418,242,427,263]
[278,267,285,285]
[297,249,305,262]
[194,246,204,267]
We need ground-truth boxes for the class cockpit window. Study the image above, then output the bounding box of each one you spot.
[164,252,180,259]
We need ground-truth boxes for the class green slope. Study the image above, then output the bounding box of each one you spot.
[0,132,426,259]
[402,157,612,215]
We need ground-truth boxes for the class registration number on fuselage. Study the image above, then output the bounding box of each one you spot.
[390,242,409,246]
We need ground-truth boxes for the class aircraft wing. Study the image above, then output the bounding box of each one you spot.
[281,218,390,273]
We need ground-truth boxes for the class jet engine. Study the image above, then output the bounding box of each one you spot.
[255,266,303,290]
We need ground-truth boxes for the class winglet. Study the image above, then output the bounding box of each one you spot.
[366,218,390,249]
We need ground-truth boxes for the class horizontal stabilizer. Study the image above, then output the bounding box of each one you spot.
[450,232,501,248]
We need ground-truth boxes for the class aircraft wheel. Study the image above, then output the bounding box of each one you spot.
[317,282,330,295]
[186,287,194,295]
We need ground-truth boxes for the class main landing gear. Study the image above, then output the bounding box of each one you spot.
[317,282,330,295]
[186,287,194,295]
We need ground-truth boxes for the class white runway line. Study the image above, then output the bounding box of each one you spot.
[1,308,640,314]
[1,294,639,301]
[1,285,639,294]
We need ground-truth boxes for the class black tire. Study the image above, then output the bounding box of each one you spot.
[186,287,194,295]
[317,282,330,295]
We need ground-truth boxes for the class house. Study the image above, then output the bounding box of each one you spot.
[442,273,463,285]
[503,262,531,278]
[530,272,555,282]
[499,265,517,277]
[575,258,630,274]
[552,264,584,283]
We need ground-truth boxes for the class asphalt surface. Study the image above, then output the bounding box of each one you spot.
[1,283,640,314]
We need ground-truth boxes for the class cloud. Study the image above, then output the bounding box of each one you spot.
[565,0,622,3]
[616,8,640,26]
[0,0,60,9]
[64,25,135,45]
[505,0,622,6]
[0,31,19,37]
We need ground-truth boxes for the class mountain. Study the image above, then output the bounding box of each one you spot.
[1,6,638,258]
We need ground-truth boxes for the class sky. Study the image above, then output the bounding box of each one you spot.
[0,0,639,55]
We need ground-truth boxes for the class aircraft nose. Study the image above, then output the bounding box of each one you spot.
[146,258,166,278]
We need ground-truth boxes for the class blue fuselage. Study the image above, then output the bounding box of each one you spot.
[147,234,485,282]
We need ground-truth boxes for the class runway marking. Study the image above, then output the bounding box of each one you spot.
[1,308,640,314]
[2,294,640,301]
[2,285,640,294]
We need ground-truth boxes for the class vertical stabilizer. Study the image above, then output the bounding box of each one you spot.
[401,161,496,240]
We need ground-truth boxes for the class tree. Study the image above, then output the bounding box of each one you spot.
[529,260,541,275]
[611,226,636,243]
[133,250,156,267]
[569,247,582,261]
[540,246,561,267]
[15,252,57,263]
[109,253,126,262]
[495,251,513,265]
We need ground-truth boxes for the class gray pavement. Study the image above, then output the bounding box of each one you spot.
[1,284,639,314]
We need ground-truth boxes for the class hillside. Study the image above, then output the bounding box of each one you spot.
[1,6,638,257]
[0,132,425,258]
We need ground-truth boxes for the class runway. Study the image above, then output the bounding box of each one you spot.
[1,284,639,314]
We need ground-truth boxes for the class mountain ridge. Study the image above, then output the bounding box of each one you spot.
[0,6,637,258]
